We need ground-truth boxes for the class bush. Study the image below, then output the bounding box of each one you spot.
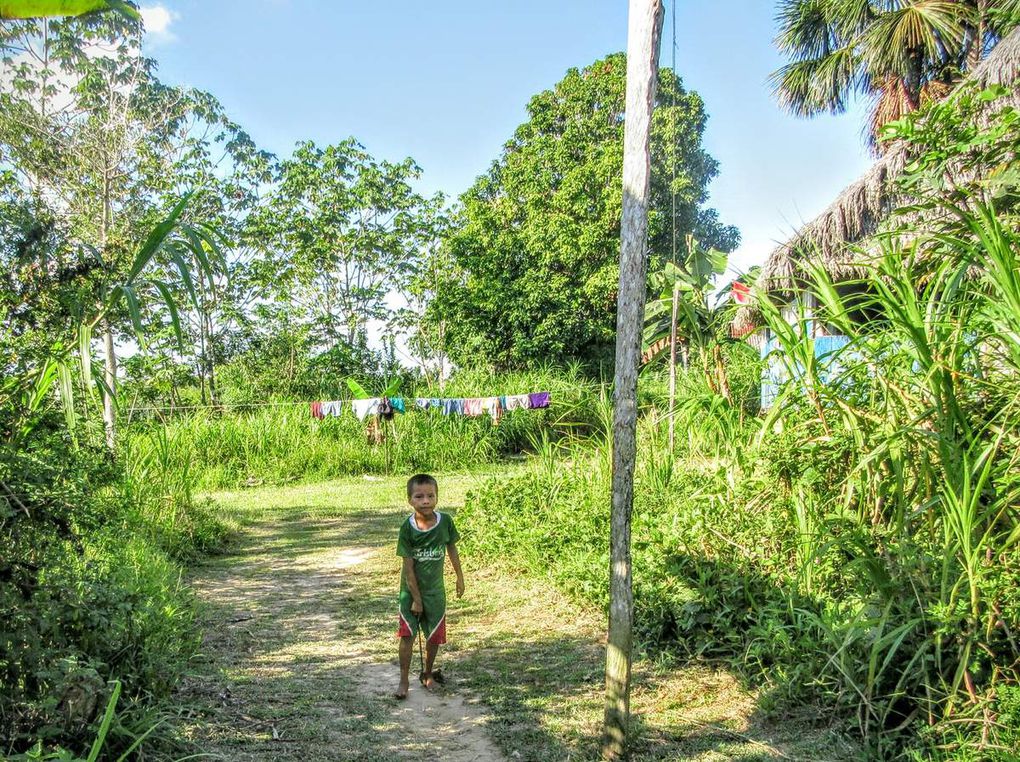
[1,413,222,756]
[459,354,1020,758]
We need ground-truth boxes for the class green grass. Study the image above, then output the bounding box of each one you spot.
[166,474,857,761]
[124,366,608,491]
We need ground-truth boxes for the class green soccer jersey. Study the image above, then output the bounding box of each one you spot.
[396,511,460,594]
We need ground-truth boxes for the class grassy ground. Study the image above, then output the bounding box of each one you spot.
[167,473,859,761]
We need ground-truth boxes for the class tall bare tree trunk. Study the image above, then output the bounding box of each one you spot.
[101,185,117,451]
[206,309,218,406]
[602,1,663,759]
[103,321,117,450]
[197,311,208,405]
[668,284,679,453]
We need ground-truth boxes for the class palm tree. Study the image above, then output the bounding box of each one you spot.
[771,0,1020,147]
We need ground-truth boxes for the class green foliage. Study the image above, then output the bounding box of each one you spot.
[772,0,1020,141]
[1,411,219,756]
[245,138,446,354]
[882,82,1020,204]
[0,22,230,752]
[642,236,744,401]
[0,1,138,20]
[213,324,385,405]
[461,86,1020,758]
[128,365,605,490]
[428,54,738,370]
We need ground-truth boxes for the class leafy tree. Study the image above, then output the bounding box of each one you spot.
[394,214,453,387]
[1,12,264,436]
[772,0,1020,144]
[428,54,738,370]
[141,101,273,408]
[250,139,445,359]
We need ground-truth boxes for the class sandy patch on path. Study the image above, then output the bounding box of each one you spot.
[351,662,504,762]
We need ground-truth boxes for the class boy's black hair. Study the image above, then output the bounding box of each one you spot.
[406,473,438,498]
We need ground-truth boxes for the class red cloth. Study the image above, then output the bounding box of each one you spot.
[732,281,751,304]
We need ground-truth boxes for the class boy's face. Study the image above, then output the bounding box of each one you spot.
[408,483,438,516]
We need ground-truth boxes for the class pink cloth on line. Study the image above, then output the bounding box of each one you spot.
[462,398,483,416]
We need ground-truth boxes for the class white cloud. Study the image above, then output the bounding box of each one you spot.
[140,5,178,43]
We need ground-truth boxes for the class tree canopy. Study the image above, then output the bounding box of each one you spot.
[772,0,1020,143]
[427,53,738,371]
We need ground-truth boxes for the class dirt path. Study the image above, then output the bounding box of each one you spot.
[176,506,506,761]
[171,476,858,762]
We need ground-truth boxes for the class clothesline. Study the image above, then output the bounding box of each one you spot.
[312,391,552,424]
[129,400,308,413]
[126,391,553,417]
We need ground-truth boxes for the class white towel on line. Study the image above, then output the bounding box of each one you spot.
[351,398,380,421]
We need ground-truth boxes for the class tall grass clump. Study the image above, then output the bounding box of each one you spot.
[133,365,605,490]
[462,237,1020,753]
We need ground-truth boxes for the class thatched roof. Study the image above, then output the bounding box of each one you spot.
[733,27,1020,335]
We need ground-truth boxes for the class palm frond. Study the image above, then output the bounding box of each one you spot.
[861,1,968,75]
[772,45,860,115]
[775,0,842,59]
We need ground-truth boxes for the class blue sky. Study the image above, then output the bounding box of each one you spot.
[140,0,874,277]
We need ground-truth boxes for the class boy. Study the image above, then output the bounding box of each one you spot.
[395,473,464,699]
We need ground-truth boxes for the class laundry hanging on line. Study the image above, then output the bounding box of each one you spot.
[311,392,551,422]
[311,400,345,419]
[351,398,379,422]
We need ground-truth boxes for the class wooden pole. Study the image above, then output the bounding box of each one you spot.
[668,283,679,454]
[602,1,664,759]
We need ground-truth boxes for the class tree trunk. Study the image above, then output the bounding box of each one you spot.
[965,0,986,71]
[668,284,679,454]
[713,344,732,404]
[199,281,218,406]
[102,321,117,450]
[206,309,219,407]
[602,1,664,759]
[100,183,117,451]
[197,311,208,405]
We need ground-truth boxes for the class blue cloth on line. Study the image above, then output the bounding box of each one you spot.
[442,398,464,415]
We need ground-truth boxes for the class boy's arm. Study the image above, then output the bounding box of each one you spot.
[448,542,465,598]
[403,557,423,614]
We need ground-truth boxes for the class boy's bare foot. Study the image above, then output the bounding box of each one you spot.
[394,680,409,700]
[422,672,437,690]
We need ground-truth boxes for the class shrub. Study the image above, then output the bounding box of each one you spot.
[1,412,221,756]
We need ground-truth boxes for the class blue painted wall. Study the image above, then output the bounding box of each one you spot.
[761,334,851,410]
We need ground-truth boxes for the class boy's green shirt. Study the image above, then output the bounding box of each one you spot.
[396,511,460,595]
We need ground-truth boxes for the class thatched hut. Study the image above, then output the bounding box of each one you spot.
[733,26,1020,341]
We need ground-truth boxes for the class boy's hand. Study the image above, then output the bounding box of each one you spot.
[411,598,423,615]
[456,577,465,598]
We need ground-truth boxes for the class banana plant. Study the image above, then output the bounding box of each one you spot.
[642,236,739,402]
[5,193,223,446]
[0,0,138,19]
[345,377,402,401]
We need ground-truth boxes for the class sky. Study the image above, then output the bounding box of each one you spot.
[138,0,875,278]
